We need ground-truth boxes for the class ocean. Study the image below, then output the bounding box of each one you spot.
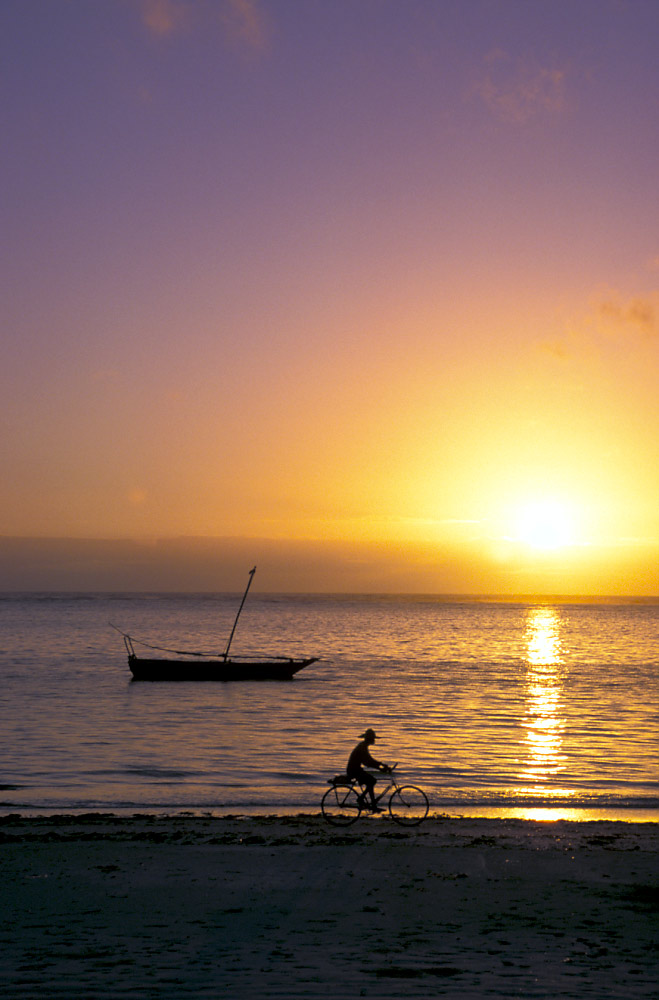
[1,593,657,821]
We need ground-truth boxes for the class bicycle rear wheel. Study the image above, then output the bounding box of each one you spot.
[321,785,362,826]
[388,785,429,826]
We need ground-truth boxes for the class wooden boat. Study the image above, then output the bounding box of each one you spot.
[113,568,318,682]
[124,649,317,682]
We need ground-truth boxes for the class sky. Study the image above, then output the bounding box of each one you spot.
[2,0,659,594]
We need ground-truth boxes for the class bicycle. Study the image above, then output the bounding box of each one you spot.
[321,764,429,827]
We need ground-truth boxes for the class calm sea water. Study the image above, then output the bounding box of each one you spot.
[1,593,657,820]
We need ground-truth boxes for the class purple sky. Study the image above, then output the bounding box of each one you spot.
[2,1,658,593]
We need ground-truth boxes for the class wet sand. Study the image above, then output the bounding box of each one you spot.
[1,814,657,998]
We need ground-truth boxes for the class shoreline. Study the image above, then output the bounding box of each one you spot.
[1,811,658,841]
[3,814,657,998]
[2,804,658,824]
[1,810,658,838]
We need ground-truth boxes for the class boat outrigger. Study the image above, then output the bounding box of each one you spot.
[112,567,318,681]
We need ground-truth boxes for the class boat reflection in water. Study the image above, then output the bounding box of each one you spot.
[516,606,573,818]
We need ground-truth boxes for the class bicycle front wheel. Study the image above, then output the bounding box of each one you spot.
[321,785,362,826]
[389,785,429,826]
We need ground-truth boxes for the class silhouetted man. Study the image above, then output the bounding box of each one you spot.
[347,728,390,811]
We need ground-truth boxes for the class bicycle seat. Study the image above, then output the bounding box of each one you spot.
[328,774,353,786]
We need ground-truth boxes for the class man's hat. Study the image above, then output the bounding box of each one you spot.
[359,728,377,740]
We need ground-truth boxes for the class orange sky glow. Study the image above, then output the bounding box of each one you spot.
[2,0,658,594]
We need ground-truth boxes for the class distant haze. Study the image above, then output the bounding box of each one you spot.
[1,536,656,597]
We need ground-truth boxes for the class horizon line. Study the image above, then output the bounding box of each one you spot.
[1,589,657,604]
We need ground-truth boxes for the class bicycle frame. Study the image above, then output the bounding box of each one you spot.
[351,761,401,797]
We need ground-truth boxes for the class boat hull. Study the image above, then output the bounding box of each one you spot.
[128,654,317,682]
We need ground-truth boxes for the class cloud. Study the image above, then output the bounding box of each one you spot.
[538,339,572,361]
[593,292,658,339]
[128,488,149,506]
[137,0,269,51]
[139,0,188,37]
[220,0,269,51]
[543,289,659,364]
[473,50,568,124]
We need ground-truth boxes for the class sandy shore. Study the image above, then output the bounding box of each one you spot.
[1,814,657,999]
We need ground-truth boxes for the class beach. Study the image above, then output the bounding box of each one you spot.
[1,814,657,999]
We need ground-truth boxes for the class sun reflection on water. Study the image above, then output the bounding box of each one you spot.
[526,606,562,667]
[517,607,571,806]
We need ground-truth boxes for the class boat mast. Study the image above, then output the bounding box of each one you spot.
[223,566,256,660]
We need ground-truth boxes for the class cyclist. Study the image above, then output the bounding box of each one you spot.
[347,728,390,812]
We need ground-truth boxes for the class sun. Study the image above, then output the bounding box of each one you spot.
[515,500,574,550]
